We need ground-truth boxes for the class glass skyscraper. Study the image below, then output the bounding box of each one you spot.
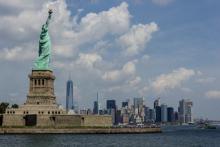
[66,79,74,112]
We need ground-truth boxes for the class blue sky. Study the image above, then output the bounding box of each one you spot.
[0,0,220,119]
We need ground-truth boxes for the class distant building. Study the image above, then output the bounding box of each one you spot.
[93,101,99,114]
[107,100,116,110]
[144,106,150,122]
[93,92,99,114]
[149,108,156,122]
[174,111,179,122]
[122,101,128,108]
[66,79,74,112]
[122,114,129,124]
[167,107,174,122]
[178,99,193,123]
[106,100,116,124]
[155,106,161,122]
[133,97,144,115]
[161,104,167,122]
[115,110,122,124]
[154,98,160,109]
[185,100,193,123]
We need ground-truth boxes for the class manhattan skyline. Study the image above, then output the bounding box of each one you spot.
[0,0,219,119]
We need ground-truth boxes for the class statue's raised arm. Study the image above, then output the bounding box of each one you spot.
[46,9,53,26]
[34,9,53,70]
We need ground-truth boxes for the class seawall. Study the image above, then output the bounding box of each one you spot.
[0,127,161,134]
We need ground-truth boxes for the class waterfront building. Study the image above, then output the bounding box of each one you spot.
[155,106,161,122]
[133,97,144,115]
[161,104,167,122]
[144,106,150,122]
[154,98,160,109]
[185,100,193,123]
[149,109,156,122]
[174,111,179,122]
[66,79,74,112]
[107,100,116,110]
[93,101,99,114]
[93,92,99,114]
[122,101,128,108]
[178,99,193,123]
[106,100,116,124]
[122,114,129,124]
[167,107,174,122]
[115,110,122,124]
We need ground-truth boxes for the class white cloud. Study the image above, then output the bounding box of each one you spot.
[152,0,174,6]
[74,2,130,46]
[205,90,220,99]
[76,53,102,69]
[152,67,196,93]
[119,22,158,56]
[102,60,137,81]
[128,76,141,87]
[196,77,215,84]
[0,46,35,61]
[138,86,149,96]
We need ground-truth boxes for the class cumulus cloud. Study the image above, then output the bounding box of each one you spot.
[151,68,196,93]
[0,46,35,61]
[76,53,102,69]
[152,0,174,6]
[0,1,131,60]
[128,76,141,87]
[196,77,215,84]
[119,22,158,56]
[102,60,137,81]
[205,90,220,99]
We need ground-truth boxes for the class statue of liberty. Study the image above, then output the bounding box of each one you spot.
[34,9,53,70]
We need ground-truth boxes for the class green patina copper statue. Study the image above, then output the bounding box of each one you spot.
[34,9,53,70]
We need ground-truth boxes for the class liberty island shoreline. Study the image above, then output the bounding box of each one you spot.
[0,127,161,134]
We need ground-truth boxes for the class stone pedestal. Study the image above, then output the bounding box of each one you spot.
[26,70,56,105]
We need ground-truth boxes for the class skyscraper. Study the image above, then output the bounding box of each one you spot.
[106,99,116,124]
[167,107,174,122]
[93,101,99,114]
[155,106,161,122]
[178,99,193,124]
[149,108,156,121]
[161,104,167,122]
[107,100,116,110]
[66,79,73,112]
[154,98,160,109]
[185,100,193,123]
[133,97,144,115]
[93,92,99,114]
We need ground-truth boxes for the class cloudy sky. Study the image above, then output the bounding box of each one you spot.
[0,0,219,119]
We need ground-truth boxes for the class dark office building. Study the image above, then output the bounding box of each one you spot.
[106,100,116,124]
[107,100,116,109]
[93,101,99,114]
[167,107,174,122]
[144,106,150,122]
[155,106,161,122]
[66,79,74,111]
[149,109,156,121]
[154,98,160,109]
[115,110,122,124]
[174,111,179,121]
[122,101,128,108]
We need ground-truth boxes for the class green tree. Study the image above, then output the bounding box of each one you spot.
[0,102,9,114]
[11,104,19,108]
